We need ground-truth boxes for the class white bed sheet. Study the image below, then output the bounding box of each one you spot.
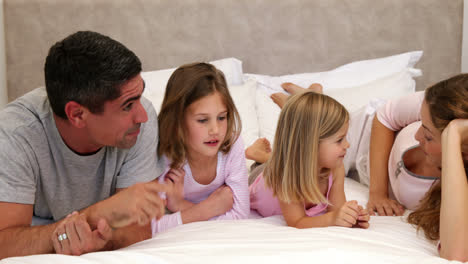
[2,178,450,264]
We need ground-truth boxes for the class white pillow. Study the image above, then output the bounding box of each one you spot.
[246,51,422,96]
[253,52,422,145]
[228,79,259,149]
[324,70,416,113]
[142,57,244,113]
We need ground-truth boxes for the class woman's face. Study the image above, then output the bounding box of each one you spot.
[414,100,442,168]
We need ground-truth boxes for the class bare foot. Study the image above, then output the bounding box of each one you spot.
[271,93,289,109]
[307,83,323,94]
[281,82,323,95]
[245,138,272,163]
[281,82,307,95]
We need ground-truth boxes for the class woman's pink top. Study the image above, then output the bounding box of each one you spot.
[151,137,250,235]
[249,172,333,217]
[376,91,438,210]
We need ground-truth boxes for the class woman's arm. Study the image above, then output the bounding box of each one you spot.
[367,92,425,216]
[367,115,404,216]
[439,119,468,261]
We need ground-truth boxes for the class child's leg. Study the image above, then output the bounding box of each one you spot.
[282,82,323,95]
[272,83,323,108]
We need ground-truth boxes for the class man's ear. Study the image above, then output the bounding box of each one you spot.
[64,101,88,128]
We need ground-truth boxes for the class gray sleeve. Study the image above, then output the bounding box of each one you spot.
[116,98,164,188]
[0,135,37,204]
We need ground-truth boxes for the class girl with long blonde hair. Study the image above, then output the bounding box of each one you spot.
[250,91,369,228]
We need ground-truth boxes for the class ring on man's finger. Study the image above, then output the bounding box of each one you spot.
[58,233,68,241]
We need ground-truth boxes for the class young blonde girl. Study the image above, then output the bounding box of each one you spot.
[152,62,249,235]
[250,91,369,228]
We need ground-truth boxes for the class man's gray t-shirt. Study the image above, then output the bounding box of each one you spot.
[0,87,163,221]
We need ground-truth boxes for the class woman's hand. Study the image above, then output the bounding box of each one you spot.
[443,119,468,154]
[367,193,405,216]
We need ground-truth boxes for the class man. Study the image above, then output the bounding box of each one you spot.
[0,31,167,258]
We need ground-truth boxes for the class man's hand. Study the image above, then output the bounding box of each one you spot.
[52,212,112,256]
[95,181,167,228]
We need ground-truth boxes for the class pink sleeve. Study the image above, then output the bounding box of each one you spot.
[211,136,250,220]
[151,211,183,236]
[151,158,183,235]
[376,91,424,131]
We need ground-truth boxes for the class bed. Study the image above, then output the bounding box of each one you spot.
[1,0,464,263]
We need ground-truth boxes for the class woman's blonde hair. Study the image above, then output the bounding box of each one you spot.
[157,62,241,168]
[263,91,349,204]
[408,73,468,241]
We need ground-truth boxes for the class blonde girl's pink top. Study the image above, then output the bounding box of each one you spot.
[249,171,333,217]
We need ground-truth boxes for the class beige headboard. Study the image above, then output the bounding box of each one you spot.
[4,0,463,101]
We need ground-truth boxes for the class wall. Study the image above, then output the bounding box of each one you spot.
[0,0,7,109]
[0,1,467,108]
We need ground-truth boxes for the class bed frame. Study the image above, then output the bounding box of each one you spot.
[3,0,463,101]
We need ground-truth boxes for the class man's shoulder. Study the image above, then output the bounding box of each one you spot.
[138,96,158,139]
[0,87,51,138]
[141,96,157,118]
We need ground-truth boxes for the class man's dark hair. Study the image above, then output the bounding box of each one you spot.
[44,31,142,119]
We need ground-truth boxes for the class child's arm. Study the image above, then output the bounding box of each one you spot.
[439,119,468,261]
[328,164,347,209]
[151,185,233,235]
[368,92,424,216]
[328,164,369,228]
[211,137,250,220]
[280,165,361,228]
[328,164,370,228]
[163,168,195,212]
[280,200,331,228]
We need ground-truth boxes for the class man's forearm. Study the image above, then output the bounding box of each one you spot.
[109,223,152,250]
[0,223,58,259]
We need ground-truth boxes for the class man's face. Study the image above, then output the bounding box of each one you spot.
[84,74,148,150]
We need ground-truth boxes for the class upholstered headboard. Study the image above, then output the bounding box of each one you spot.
[4,0,463,101]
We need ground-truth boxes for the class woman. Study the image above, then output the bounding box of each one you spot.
[368,74,467,260]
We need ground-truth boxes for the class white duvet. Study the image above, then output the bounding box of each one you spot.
[2,179,452,264]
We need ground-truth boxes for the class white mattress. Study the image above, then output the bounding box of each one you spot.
[2,179,449,264]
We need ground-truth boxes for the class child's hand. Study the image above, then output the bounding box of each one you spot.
[353,205,370,229]
[207,185,234,216]
[333,200,360,227]
[164,168,185,212]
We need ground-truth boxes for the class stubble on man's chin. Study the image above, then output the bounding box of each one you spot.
[117,124,142,149]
